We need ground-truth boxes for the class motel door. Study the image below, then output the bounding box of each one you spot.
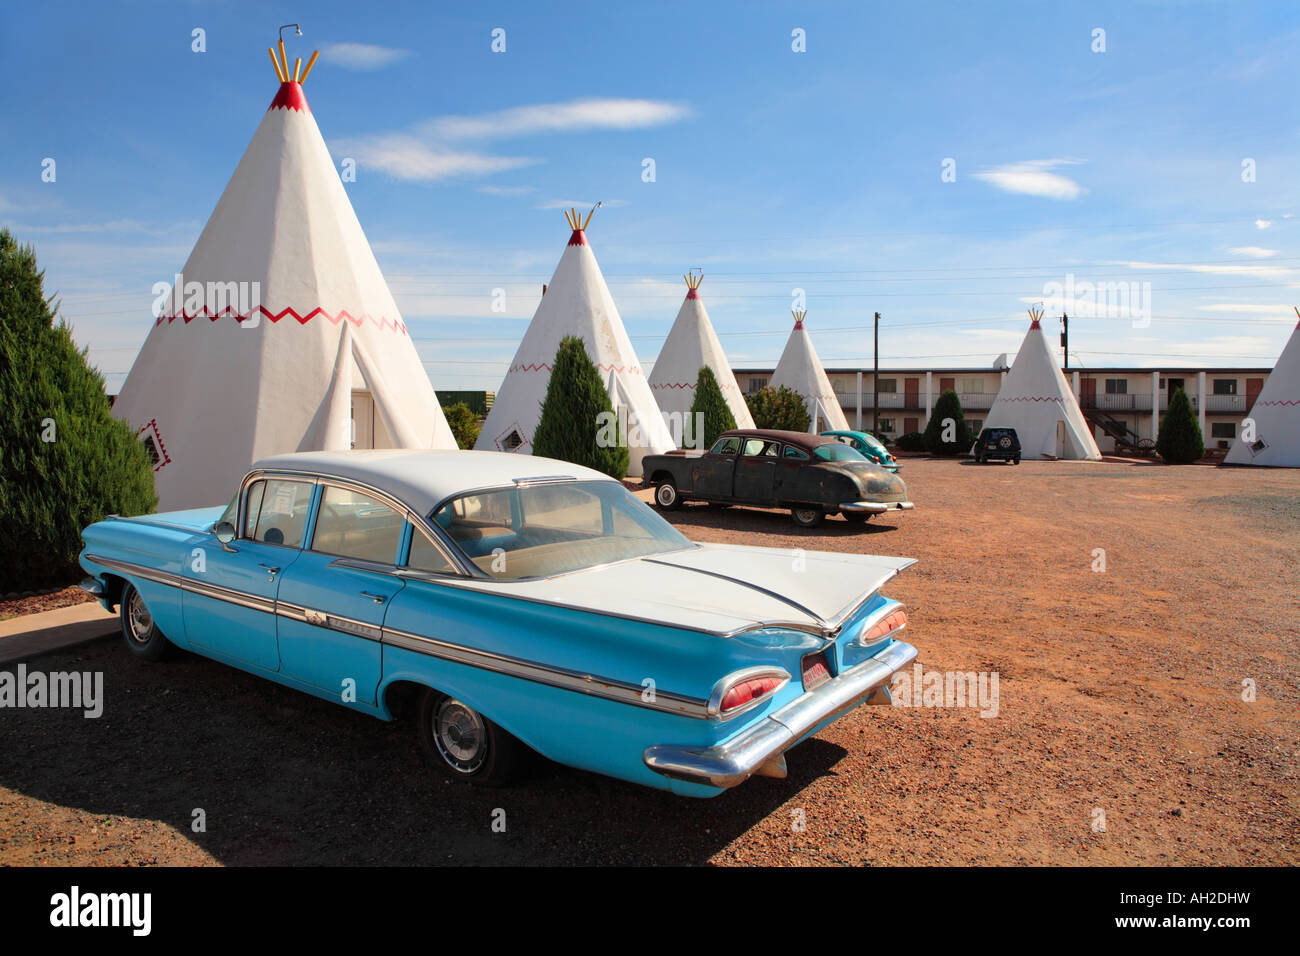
[1246,378,1263,411]
[351,391,375,450]
[1081,377,1096,408]
[940,377,955,394]
[904,378,919,407]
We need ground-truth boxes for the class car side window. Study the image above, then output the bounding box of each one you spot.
[311,485,405,564]
[783,445,810,460]
[743,439,768,456]
[246,479,313,548]
[405,524,458,574]
[254,479,313,548]
[710,436,740,455]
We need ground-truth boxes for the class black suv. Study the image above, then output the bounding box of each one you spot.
[974,427,1021,464]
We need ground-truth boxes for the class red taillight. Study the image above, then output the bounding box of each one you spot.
[860,607,907,645]
[720,676,784,714]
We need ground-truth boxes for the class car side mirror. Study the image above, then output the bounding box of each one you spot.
[214,521,237,552]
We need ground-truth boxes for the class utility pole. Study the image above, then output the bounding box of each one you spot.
[872,312,880,434]
[1060,312,1069,371]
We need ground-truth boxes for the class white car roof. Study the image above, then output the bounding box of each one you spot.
[250,449,617,516]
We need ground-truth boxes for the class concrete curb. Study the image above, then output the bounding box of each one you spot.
[0,603,119,666]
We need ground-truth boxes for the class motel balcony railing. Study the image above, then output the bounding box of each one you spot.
[832,391,994,411]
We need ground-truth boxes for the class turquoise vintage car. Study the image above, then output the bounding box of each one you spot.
[821,430,901,471]
[79,450,917,797]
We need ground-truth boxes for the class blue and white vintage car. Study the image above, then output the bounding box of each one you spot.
[79,450,918,797]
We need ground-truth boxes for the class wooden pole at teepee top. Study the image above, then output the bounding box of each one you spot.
[268,48,285,81]
[299,50,320,84]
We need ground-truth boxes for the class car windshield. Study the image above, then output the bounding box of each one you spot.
[814,443,868,462]
[431,479,692,580]
[858,433,886,453]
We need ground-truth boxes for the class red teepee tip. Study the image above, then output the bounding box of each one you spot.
[793,320,804,330]
[567,229,587,247]
[269,82,310,113]
[1029,317,1041,330]
[685,288,699,300]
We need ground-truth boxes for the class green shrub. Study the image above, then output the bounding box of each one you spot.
[441,401,481,450]
[0,228,157,590]
[532,335,629,479]
[687,365,736,450]
[923,390,973,456]
[1156,387,1204,464]
[745,385,811,432]
[896,431,927,452]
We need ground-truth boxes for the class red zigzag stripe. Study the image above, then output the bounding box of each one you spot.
[1256,399,1300,406]
[508,362,643,374]
[1001,396,1065,402]
[155,305,407,334]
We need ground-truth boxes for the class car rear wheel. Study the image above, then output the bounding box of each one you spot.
[119,583,176,662]
[791,506,825,528]
[654,479,682,511]
[418,690,523,787]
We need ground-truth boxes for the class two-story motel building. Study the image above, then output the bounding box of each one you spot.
[732,364,1273,454]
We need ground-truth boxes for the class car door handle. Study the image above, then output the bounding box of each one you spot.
[361,591,387,605]
[258,564,280,577]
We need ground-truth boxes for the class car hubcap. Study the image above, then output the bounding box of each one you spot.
[434,699,488,774]
[796,509,817,523]
[127,590,152,645]
[657,484,675,506]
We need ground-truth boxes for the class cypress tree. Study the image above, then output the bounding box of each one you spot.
[923,389,972,456]
[0,228,157,589]
[745,385,812,432]
[687,365,736,449]
[532,334,630,479]
[1156,387,1204,464]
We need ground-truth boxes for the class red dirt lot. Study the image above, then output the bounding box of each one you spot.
[1,458,1297,865]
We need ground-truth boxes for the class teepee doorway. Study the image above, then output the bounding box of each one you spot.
[351,391,375,450]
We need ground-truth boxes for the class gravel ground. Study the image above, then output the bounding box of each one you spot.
[0,586,94,622]
[1,458,1297,865]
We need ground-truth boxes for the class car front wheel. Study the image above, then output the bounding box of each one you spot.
[119,583,176,662]
[791,506,825,528]
[418,690,523,786]
[654,479,682,510]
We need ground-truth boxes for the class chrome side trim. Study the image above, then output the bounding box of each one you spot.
[84,554,182,590]
[183,577,276,614]
[512,474,575,485]
[381,626,711,719]
[644,640,919,789]
[840,500,915,514]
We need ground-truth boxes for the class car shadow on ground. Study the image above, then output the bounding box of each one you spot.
[1,639,852,865]
[662,503,902,536]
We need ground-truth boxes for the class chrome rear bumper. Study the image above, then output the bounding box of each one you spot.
[643,639,918,789]
[841,500,914,514]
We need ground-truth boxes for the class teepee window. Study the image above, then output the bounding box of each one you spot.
[503,430,523,451]
[142,436,160,467]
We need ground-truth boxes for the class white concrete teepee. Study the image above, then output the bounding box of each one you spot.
[769,311,849,432]
[647,272,755,436]
[475,209,674,477]
[1225,308,1300,467]
[984,308,1101,460]
[112,44,455,512]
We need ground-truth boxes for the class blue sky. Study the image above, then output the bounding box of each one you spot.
[2,0,1298,393]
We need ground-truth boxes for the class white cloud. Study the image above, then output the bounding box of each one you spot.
[1256,218,1273,229]
[321,42,410,71]
[1120,259,1295,280]
[341,97,688,183]
[1195,303,1298,321]
[330,134,536,181]
[972,159,1085,201]
[476,185,534,197]
[1227,246,1276,257]
[536,198,629,211]
[423,98,691,141]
